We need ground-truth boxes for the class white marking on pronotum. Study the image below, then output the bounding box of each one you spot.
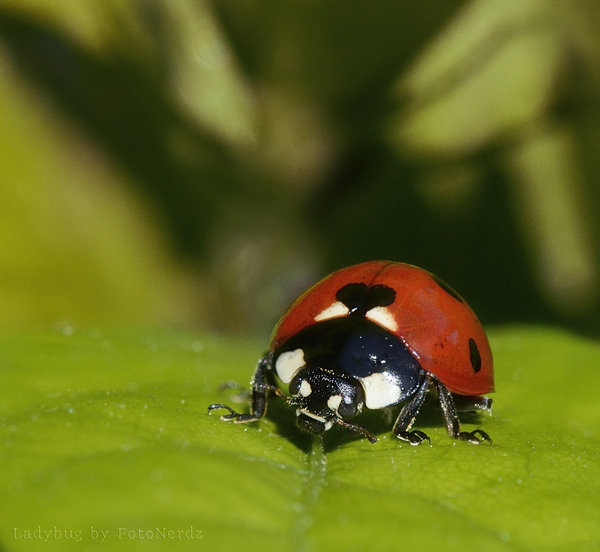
[314,301,349,321]
[327,395,342,411]
[299,380,312,397]
[365,306,398,332]
[360,372,402,409]
[275,348,306,383]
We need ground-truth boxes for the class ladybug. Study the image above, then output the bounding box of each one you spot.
[208,261,494,445]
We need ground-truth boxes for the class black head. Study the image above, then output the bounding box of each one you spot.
[289,366,365,435]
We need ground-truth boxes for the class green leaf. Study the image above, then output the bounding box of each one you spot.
[1,326,599,551]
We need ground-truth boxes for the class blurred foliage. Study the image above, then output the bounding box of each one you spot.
[0,0,599,335]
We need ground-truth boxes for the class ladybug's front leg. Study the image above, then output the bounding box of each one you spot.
[432,376,492,444]
[208,354,275,423]
[392,377,431,445]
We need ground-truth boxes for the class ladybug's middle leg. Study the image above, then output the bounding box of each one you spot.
[209,354,279,423]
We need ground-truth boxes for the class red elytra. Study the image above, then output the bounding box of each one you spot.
[271,260,494,397]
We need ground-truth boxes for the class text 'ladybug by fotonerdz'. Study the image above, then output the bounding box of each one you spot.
[209,261,494,445]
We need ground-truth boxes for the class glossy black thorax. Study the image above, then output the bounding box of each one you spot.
[273,315,427,411]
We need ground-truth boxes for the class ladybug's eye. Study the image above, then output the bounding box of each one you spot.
[289,375,312,398]
[334,382,365,419]
[289,376,301,395]
[326,394,357,418]
[337,397,358,419]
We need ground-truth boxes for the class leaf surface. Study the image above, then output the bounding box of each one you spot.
[0,326,599,551]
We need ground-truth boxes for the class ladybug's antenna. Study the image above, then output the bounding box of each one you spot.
[335,418,378,444]
[256,383,301,407]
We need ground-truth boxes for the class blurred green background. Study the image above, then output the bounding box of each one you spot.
[1,0,599,337]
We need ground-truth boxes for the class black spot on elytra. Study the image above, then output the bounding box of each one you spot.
[336,283,396,317]
[432,274,464,303]
[469,338,482,373]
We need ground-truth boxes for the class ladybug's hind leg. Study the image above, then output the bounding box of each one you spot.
[208,354,277,423]
[432,376,492,444]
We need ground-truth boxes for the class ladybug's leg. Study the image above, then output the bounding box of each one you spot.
[453,394,492,412]
[432,377,492,444]
[392,377,431,445]
[208,354,277,423]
